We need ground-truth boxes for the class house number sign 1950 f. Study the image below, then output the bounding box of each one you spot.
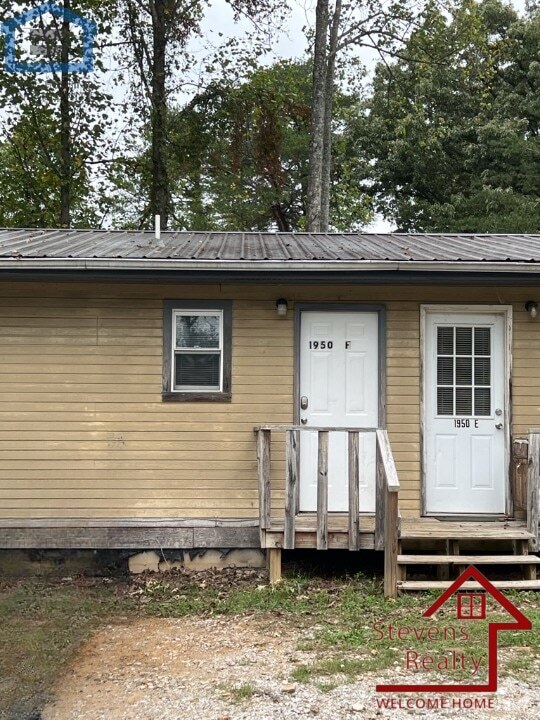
[309,340,353,349]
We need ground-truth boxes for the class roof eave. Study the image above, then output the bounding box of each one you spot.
[0,258,539,274]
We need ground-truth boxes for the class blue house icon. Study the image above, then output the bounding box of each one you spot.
[1,2,96,73]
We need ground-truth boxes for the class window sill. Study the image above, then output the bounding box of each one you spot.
[162,391,232,403]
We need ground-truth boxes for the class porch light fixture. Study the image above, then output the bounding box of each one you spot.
[276,298,288,317]
[525,301,538,319]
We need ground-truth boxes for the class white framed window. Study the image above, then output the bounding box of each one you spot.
[163,300,232,402]
[172,309,223,392]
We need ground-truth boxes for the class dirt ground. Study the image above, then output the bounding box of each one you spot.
[41,614,540,720]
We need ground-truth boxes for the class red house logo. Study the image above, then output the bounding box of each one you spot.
[376,565,532,694]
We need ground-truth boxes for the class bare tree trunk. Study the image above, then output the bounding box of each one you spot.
[59,0,71,226]
[320,0,341,232]
[150,0,169,229]
[306,0,329,233]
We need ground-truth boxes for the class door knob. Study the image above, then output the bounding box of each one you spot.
[300,417,308,425]
[495,422,503,430]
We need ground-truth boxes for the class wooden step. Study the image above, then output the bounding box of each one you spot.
[398,580,540,591]
[400,519,533,541]
[398,554,540,565]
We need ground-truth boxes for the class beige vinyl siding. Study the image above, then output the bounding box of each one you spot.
[0,281,539,520]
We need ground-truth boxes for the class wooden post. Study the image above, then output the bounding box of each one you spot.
[317,430,329,550]
[374,437,385,551]
[348,431,360,551]
[284,429,299,549]
[513,438,529,519]
[257,429,271,531]
[384,490,399,598]
[268,548,282,584]
[527,431,540,551]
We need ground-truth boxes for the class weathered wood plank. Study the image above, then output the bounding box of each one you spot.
[398,554,540,565]
[0,518,259,528]
[193,527,260,548]
[384,491,399,599]
[263,531,376,551]
[399,580,540,591]
[254,425,377,433]
[0,523,261,549]
[284,429,299,549]
[348,431,360,551]
[268,548,282,584]
[317,431,329,550]
[257,429,271,530]
[0,527,194,549]
[513,437,528,518]
[376,429,400,491]
[527,431,540,551]
[374,438,385,551]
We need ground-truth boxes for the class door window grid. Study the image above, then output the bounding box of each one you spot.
[436,326,491,417]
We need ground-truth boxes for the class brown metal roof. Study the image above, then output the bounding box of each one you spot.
[0,228,539,262]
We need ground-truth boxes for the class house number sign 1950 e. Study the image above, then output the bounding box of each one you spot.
[454,419,480,428]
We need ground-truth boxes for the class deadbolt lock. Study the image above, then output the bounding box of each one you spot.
[300,396,309,410]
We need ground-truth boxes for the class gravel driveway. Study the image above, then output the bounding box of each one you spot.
[41,614,540,720]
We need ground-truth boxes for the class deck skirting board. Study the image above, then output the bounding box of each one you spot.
[0,518,260,549]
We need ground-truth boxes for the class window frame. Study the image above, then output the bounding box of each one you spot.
[162,300,232,402]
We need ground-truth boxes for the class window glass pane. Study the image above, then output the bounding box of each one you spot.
[175,353,220,388]
[437,357,453,385]
[456,387,472,415]
[474,357,490,386]
[475,388,491,416]
[456,327,472,355]
[437,387,453,415]
[456,357,472,386]
[437,327,453,355]
[474,328,490,355]
[176,315,220,349]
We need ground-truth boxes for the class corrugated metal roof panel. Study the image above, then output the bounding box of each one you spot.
[0,228,539,263]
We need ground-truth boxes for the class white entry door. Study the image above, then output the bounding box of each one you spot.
[298,311,380,512]
[424,311,507,515]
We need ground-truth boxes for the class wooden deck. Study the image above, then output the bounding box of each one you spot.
[256,425,540,596]
[262,515,533,550]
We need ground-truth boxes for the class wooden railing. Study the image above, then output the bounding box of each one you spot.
[255,424,401,597]
[527,430,540,551]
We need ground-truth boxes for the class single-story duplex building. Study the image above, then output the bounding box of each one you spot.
[0,228,539,596]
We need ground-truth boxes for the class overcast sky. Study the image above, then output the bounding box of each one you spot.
[199,0,529,66]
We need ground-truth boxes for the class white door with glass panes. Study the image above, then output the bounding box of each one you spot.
[298,311,379,512]
[424,312,506,515]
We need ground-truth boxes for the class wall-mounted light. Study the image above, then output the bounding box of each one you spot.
[276,298,288,317]
[525,301,538,319]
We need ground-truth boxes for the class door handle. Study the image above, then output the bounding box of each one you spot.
[495,422,503,430]
[300,417,308,425]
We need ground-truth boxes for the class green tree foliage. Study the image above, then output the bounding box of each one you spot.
[0,111,96,227]
[111,61,371,231]
[0,0,115,227]
[363,0,540,232]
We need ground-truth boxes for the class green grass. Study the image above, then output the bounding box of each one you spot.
[219,681,258,702]
[1,572,539,718]
[0,577,134,720]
